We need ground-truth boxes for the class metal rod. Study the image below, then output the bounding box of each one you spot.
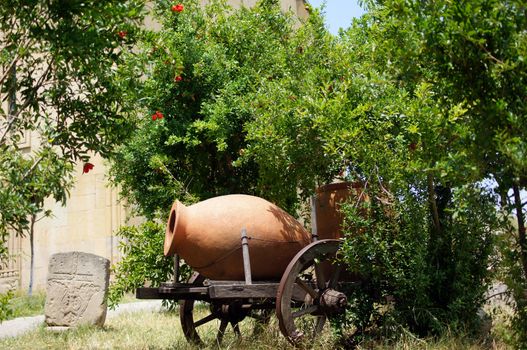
[310,195,319,242]
[241,228,252,285]
[173,254,180,285]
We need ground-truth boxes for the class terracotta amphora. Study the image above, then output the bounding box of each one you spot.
[165,194,311,281]
[315,182,367,240]
[315,182,367,282]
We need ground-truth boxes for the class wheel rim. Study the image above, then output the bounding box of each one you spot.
[276,239,345,346]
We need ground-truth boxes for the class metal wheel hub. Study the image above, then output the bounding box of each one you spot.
[320,288,347,316]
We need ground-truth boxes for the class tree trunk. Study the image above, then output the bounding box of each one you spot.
[28,214,36,296]
[512,183,527,278]
[427,173,441,235]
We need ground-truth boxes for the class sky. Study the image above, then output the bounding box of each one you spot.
[307,0,366,34]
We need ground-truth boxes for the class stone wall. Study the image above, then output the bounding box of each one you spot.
[225,0,309,18]
[0,128,137,292]
[18,148,136,291]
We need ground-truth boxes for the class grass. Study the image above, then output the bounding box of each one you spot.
[0,305,512,350]
[6,289,46,320]
[359,336,508,350]
[0,308,301,350]
[0,290,513,349]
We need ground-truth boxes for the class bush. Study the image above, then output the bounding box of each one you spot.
[108,221,190,309]
[0,291,13,322]
[498,221,527,347]
[339,183,498,340]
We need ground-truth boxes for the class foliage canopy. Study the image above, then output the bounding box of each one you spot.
[0,1,145,247]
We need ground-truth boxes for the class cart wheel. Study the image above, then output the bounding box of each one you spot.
[276,239,346,346]
[180,273,272,345]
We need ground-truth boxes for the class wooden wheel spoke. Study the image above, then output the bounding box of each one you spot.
[232,322,241,337]
[328,264,343,289]
[217,319,228,344]
[314,315,326,335]
[292,304,318,318]
[296,277,318,300]
[194,312,217,328]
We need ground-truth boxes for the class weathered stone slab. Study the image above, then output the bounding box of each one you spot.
[44,252,109,327]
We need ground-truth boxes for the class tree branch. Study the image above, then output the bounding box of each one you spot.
[427,173,441,235]
[0,59,53,145]
[513,183,527,278]
[20,156,43,182]
[0,97,31,145]
[0,56,19,87]
[0,32,35,86]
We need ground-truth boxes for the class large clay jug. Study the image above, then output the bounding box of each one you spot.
[315,182,366,239]
[315,182,366,282]
[165,194,311,280]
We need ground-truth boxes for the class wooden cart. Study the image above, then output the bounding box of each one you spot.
[137,199,355,346]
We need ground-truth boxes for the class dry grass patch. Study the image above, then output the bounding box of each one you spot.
[358,334,510,350]
[1,311,193,350]
[0,307,511,350]
[0,308,311,350]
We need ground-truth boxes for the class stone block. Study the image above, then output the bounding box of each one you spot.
[44,252,110,327]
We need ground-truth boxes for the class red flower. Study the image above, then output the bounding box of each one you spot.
[171,4,184,12]
[118,31,127,39]
[152,111,164,121]
[175,75,183,82]
[83,163,94,174]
